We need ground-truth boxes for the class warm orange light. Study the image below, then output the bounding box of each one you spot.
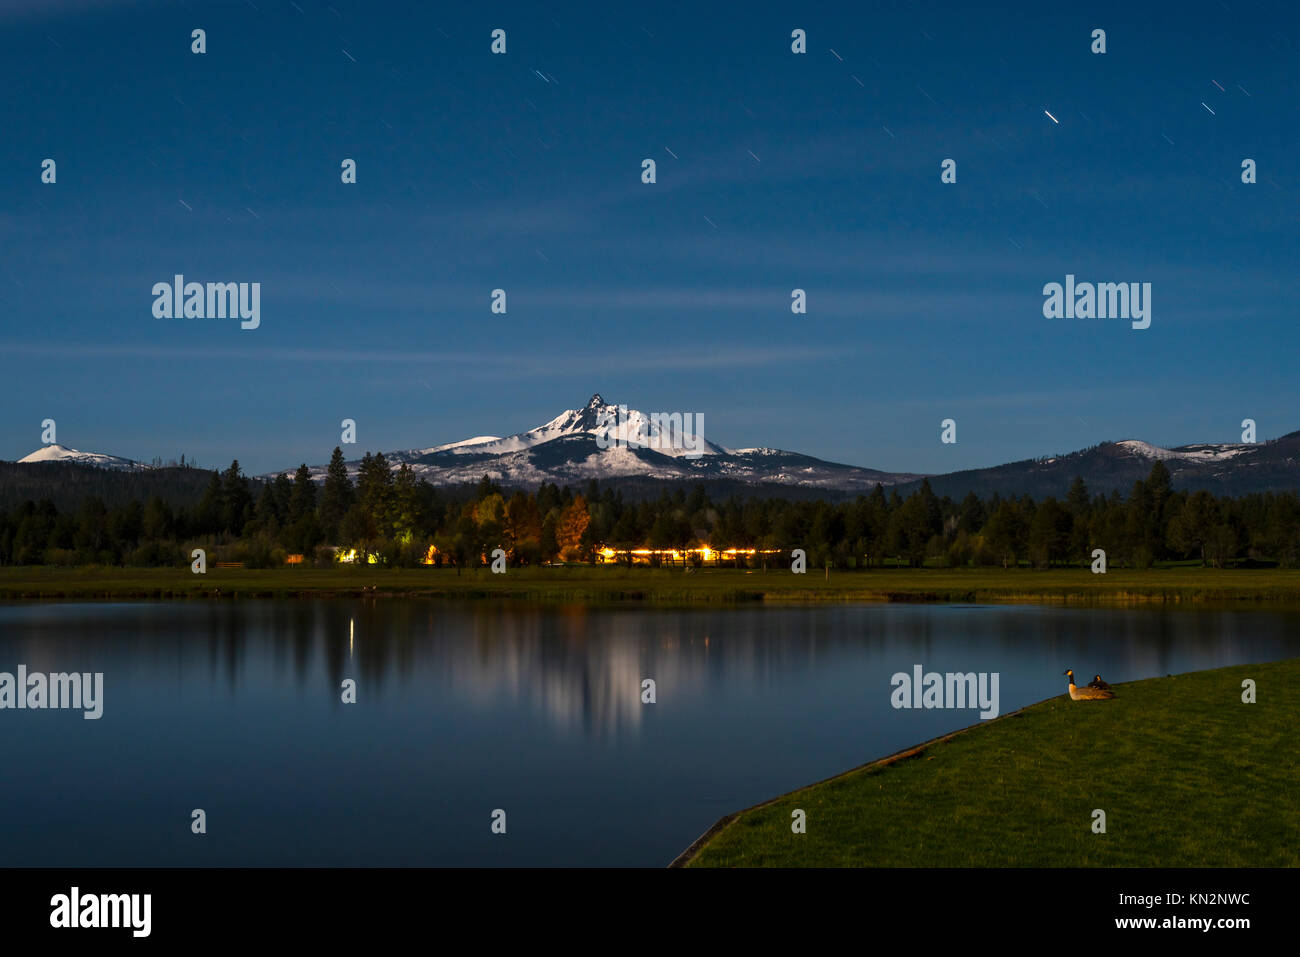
[592,543,780,564]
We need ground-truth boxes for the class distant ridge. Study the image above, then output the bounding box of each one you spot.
[17,444,141,471]
[9,397,1300,498]
[271,394,921,492]
[894,431,1300,499]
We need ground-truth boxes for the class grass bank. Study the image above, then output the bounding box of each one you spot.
[677,659,1299,867]
[5,565,1300,604]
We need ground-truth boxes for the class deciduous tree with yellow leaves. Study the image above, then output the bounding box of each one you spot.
[556,494,590,561]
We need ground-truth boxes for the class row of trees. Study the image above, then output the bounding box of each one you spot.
[1,454,1297,569]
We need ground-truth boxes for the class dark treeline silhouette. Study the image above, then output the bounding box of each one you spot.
[0,460,214,513]
[1,452,1297,570]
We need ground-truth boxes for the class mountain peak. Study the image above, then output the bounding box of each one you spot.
[17,444,141,470]
[585,393,607,409]
[18,443,80,462]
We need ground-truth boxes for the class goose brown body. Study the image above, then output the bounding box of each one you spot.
[1064,669,1115,700]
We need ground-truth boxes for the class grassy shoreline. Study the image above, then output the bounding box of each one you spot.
[678,658,1300,867]
[5,565,1300,605]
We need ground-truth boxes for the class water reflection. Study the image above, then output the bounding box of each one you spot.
[5,602,1300,737]
[1,600,1298,865]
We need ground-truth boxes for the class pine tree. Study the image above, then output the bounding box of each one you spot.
[1067,476,1090,514]
[476,474,502,501]
[390,464,419,540]
[195,472,224,534]
[290,464,316,522]
[271,473,293,524]
[221,461,252,535]
[356,452,393,531]
[319,447,353,540]
[504,490,542,557]
[254,484,281,534]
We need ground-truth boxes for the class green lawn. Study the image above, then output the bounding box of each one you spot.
[5,564,1300,604]
[679,659,1299,867]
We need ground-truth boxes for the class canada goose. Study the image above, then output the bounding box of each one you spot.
[1088,674,1112,691]
[1064,669,1115,700]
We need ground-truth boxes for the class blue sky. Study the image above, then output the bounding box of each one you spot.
[1,0,1296,475]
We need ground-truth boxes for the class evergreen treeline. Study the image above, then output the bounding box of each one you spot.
[1,453,1297,569]
[0,461,214,513]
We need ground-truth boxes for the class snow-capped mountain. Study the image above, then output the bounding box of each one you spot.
[1110,439,1255,464]
[283,394,920,491]
[394,394,726,460]
[16,444,143,471]
[11,398,1300,498]
[910,431,1300,499]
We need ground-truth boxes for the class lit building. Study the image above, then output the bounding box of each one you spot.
[593,544,780,565]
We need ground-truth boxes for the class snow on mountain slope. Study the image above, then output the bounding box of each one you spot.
[413,394,725,460]
[382,437,912,490]
[17,444,142,470]
[271,395,918,489]
[418,435,502,454]
[1115,439,1254,463]
[13,406,1300,497]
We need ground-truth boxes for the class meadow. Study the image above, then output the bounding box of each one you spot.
[5,563,1300,604]
[679,658,1299,867]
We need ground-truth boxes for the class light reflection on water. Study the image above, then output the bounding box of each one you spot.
[1,600,1297,866]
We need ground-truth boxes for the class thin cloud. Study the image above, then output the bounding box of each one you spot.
[0,340,844,374]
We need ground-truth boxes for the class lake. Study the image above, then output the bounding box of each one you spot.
[2,600,1298,866]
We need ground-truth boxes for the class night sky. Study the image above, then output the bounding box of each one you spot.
[2,0,1296,475]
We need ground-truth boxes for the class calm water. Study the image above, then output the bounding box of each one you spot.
[2,600,1298,867]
